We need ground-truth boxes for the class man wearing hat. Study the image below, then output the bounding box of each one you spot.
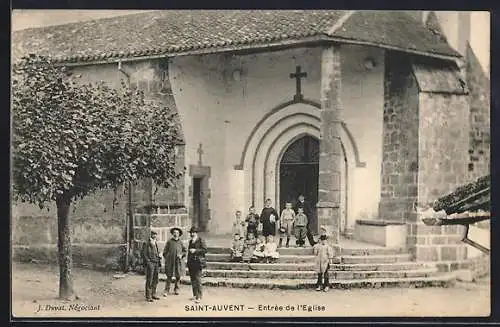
[142,230,161,302]
[187,227,207,303]
[163,227,187,296]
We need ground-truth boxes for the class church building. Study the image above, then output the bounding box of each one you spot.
[12,10,490,271]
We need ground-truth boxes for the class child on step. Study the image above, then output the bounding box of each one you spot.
[243,232,259,263]
[294,207,308,247]
[232,210,247,239]
[263,235,280,263]
[313,234,334,292]
[245,206,260,239]
[252,238,265,262]
[279,202,295,248]
[230,233,244,262]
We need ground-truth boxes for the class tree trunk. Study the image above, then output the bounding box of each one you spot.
[56,192,74,300]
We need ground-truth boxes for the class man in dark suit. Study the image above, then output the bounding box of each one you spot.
[187,226,207,303]
[142,230,162,302]
[295,194,316,246]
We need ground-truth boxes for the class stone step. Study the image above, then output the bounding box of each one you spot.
[206,253,316,263]
[341,254,412,264]
[206,262,315,271]
[330,262,429,271]
[201,268,438,279]
[206,261,428,272]
[206,247,313,255]
[206,246,406,256]
[161,273,457,290]
[340,247,406,256]
[207,253,412,264]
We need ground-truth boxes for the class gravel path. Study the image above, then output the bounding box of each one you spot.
[12,262,490,318]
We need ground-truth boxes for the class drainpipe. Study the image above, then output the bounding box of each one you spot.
[118,60,130,82]
[118,61,132,272]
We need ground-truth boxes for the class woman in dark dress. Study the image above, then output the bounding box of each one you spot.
[260,198,279,243]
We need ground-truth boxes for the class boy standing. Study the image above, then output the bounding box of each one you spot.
[294,194,316,246]
[279,202,295,248]
[245,206,260,239]
[294,207,308,247]
[313,234,334,292]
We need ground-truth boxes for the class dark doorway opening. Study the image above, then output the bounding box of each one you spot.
[279,135,320,233]
[192,177,204,231]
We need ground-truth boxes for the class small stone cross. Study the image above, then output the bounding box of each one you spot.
[197,143,204,166]
[290,65,307,101]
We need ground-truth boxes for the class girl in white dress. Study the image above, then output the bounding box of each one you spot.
[263,235,280,263]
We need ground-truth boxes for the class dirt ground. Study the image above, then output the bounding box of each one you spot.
[11,262,490,318]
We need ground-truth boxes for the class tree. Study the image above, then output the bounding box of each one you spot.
[12,55,183,300]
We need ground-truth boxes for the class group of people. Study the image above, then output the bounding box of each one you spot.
[230,194,335,291]
[232,195,316,248]
[230,231,280,263]
[141,195,335,303]
[141,226,206,303]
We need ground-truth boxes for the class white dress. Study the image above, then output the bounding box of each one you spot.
[263,242,280,259]
[253,241,265,258]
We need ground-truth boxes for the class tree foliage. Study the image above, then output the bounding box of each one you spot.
[12,55,183,207]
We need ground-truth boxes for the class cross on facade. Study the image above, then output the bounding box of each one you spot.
[197,143,204,166]
[290,65,307,101]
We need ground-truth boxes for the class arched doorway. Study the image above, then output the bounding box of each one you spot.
[278,135,348,234]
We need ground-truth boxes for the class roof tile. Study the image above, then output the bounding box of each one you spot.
[12,10,460,64]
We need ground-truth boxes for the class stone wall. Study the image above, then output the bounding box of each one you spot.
[379,51,419,221]
[417,91,470,204]
[13,244,127,271]
[459,253,490,279]
[130,207,190,271]
[379,53,470,222]
[406,223,468,263]
[12,185,129,270]
[466,44,490,180]
[128,59,187,207]
[12,59,187,270]
[378,51,472,267]
[12,185,129,244]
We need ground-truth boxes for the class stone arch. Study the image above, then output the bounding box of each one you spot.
[265,124,321,209]
[241,99,364,213]
[236,98,365,171]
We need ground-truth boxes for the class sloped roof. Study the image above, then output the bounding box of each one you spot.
[12,10,461,64]
[411,57,468,94]
[432,175,490,215]
[332,11,458,58]
[424,11,447,42]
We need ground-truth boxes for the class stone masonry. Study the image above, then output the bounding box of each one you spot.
[411,58,470,264]
[379,51,419,222]
[127,59,189,259]
[466,44,490,180]
[317,44,342,247]
[379,51,471,265]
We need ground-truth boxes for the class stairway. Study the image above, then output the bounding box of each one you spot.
[160,244,457,290]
